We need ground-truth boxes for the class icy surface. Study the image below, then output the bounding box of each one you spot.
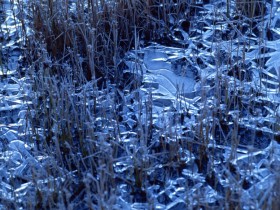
[1,0,280,209]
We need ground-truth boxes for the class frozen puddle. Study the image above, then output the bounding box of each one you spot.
[126,44,199,108]
[143,45,197,96]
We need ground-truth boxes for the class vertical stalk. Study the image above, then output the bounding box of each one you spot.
[227,0,230,18]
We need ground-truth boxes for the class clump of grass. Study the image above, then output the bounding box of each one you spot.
[27,0,178,83]
[236,0,266,18]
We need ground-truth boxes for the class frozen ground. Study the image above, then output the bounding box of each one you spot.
[1,0,280,209]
